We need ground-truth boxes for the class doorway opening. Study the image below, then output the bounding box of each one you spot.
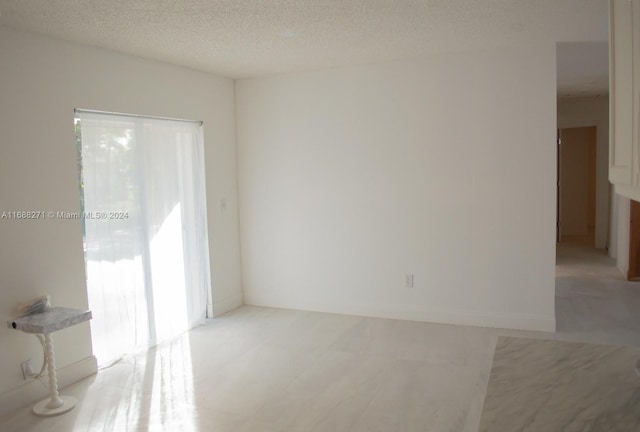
[557,126,597,246]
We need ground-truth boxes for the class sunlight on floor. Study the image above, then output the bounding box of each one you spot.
[3,297,640,431]
[143,336,197,432]
[72,335,198,432]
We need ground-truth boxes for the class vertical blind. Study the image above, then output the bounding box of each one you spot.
[77,110,211,365]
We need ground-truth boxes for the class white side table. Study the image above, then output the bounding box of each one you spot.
[7,307,92,416]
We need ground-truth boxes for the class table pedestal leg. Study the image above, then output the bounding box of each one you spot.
[32,333,76,416]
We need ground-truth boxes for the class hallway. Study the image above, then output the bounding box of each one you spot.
[556,243,640,347]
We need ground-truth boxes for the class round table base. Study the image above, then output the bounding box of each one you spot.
[33,396,76,417]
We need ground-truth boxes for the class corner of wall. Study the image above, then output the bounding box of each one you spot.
[212,293,243,317]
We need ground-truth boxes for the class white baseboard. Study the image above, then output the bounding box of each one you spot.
[0,355,97,418]
[244,296,556,333]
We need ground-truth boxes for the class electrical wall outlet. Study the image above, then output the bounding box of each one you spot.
[21,359,34,379]
[405,274,414,288]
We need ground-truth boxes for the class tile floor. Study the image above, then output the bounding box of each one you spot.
[555,243,640,347]
[1,244,639,431]
[478,336,640,431]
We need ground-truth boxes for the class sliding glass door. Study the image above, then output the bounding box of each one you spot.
[76,111,210,365]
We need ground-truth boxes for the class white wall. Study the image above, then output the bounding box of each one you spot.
[0,27,242,412]
[236,44,557,332]
[557,96,610,250]
[610,191,619,259]
[617,195,631,276]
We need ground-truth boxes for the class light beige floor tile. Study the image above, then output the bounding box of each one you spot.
[1,244,639,431]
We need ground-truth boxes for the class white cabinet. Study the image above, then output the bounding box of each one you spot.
[610,0,640,201]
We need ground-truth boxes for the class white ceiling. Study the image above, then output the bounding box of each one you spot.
[0,0,609,95]
[557,41,609,99]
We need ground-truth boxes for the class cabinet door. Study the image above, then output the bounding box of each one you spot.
[610,0,635,185]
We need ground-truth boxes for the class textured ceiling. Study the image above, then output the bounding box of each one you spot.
[0,0,609,93]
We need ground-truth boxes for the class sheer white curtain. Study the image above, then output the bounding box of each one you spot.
[77,111,210,365]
